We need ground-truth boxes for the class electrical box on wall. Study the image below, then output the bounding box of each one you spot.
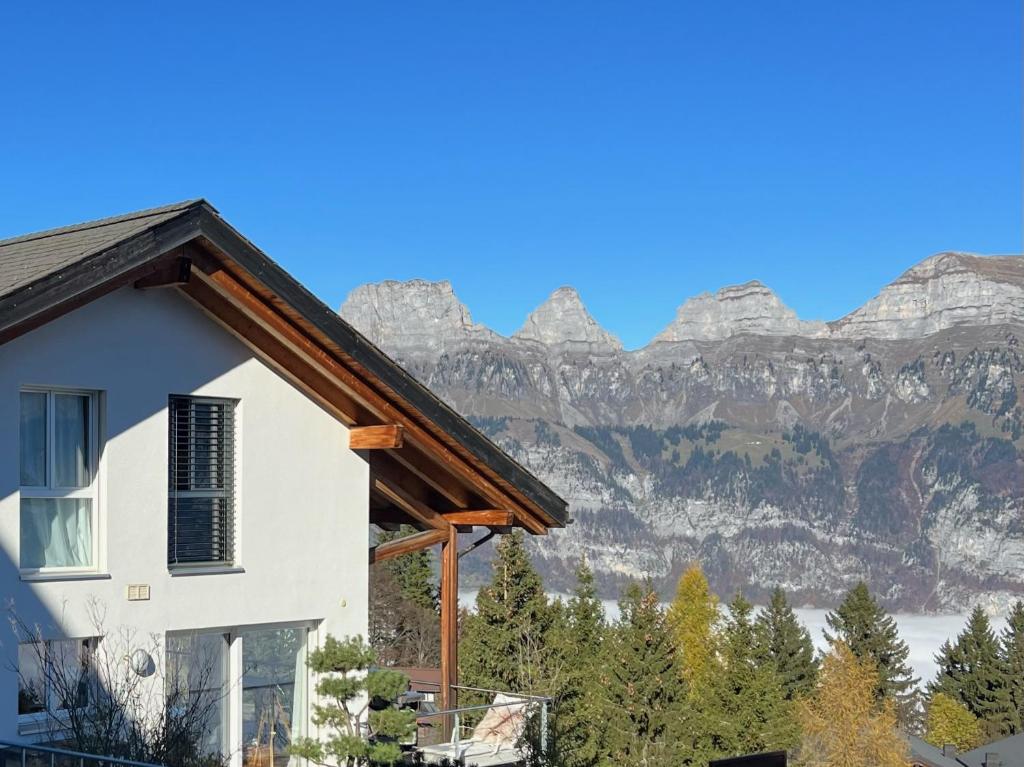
[127,584,151,601]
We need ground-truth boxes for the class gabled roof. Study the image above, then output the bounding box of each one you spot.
[0,200,568,530]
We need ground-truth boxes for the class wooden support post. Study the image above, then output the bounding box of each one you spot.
[440,525,459,732]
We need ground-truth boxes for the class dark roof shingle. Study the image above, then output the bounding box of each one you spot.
[0,200,201,299]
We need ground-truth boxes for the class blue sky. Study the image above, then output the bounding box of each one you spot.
[0,2,1020,349]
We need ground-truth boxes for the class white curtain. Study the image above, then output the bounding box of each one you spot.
[53,394,89,488]
[20,498,92,568]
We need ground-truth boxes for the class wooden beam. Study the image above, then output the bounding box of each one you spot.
[349,424,404,450]
[134,255,191,289]
[440,525,459,718]
[369,528,448,564]
[441,510,513,527]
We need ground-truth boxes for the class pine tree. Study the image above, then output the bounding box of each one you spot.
[666,563,720,694]
[544,559,606,767]
[930,606,1017,738]
[796,642,908,767]
[924,693,984,752]
[824,582,920,725]
[460,530,553,696]
[1001,600,1024,733]
[699,594,800,760]
[597,582,693,767]
[754,587,818,700]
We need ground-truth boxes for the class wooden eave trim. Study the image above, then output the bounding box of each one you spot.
[191,209,565,529]
[183,249,548,534]
[349,424,404,450]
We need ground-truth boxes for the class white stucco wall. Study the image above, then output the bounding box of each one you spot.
[0,286,369,744]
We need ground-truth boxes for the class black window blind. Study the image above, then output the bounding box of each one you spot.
[168,397,236,565]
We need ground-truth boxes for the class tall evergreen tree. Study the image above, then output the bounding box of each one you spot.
[754,587,818,700]
[544,559,606,767]
[699,594,799,760]
[930,606,1017,738]
[824,582,920,726]
[597,583,692,767]
[460,530,553,696]
[1002,600,1024,733]
[666,563,720,694]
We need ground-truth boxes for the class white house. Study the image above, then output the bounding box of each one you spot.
[0,201,567,764]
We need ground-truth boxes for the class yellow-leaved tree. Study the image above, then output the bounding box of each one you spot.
[666,563,720,694]
[925,692,984,752]
[796,642,909,767]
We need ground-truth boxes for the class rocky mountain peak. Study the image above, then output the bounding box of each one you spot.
[339,279,497,355]
[513,286,623,352]
[833,252,1024,339]
[651,280,828,344]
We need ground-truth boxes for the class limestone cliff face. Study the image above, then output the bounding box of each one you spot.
[341,253,1024,610]
[652,281,829,342]
[340,279,498,358]
[514,287,623,354]
[832,253,1024,339]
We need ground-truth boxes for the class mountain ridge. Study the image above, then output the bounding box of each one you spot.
[343,251,1024,611]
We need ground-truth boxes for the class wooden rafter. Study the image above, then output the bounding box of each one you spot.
[442,510,513,527]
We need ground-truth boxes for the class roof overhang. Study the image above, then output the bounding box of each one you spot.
[0,200,568,536]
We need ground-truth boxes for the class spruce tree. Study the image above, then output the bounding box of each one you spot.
[1002,600,1024,733]
[666,563,720,694]
[824,581,920,726]
[754,587,818,700]
[459,530,553,696]
[930,606,1017,738]
[597,582,692,767]
[700,594,799,760]
[544,559,606,767]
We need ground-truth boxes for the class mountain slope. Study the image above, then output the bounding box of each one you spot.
[342,252,1024,610]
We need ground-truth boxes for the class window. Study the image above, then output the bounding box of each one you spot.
[18,639,95,722]
[168,396,237,567]
[19,389,98,571]
[166,632,230,757]
[242,627,308,767]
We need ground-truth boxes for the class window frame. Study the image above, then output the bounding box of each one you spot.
[167,395,239,570]
[17,637,98,734]
[19,386,101,576]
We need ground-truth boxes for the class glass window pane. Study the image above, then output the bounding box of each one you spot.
[50,640,91,711]
[20,392,47,487]
[54,394,90,487]
[17,643,45,715]
[20,498,93,569]
[167,633,229,758]
[242,628,307,767]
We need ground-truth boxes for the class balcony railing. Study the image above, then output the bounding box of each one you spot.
[0,741,163,767]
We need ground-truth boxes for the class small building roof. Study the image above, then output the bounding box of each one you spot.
[907,735,965,767]
[958,733,1024,767]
